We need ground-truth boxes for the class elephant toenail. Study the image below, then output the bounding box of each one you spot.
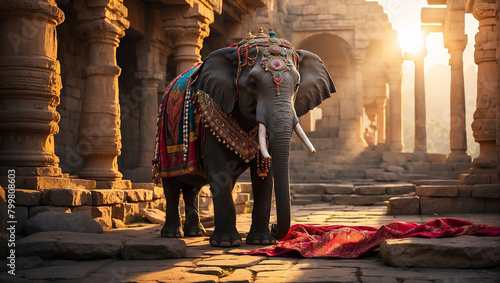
[232,240,242,246]
[210,240,218,246]
[220,241,231,247]
[252,240,260,244]
[262,239,270,244]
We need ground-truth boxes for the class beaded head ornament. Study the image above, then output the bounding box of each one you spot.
[236,28,298,97]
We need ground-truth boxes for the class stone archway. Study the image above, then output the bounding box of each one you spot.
[296,34,353,135]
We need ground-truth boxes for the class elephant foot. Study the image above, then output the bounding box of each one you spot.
[161,223,184,238]
[246,228,277,245]
[209,228,242,247]
[183,223,206,237]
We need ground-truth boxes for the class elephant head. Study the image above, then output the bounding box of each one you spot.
[192,30,336,240]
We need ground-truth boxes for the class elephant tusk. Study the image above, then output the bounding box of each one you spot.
[294,123,316,153]
[258,123,271,160]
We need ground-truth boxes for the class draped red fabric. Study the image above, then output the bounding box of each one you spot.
[243,218,500,258]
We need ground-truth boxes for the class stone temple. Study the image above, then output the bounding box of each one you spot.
[0,0,498,233]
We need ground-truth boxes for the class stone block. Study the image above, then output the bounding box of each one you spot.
[471,184,500,198]
[416,185,458,197]
[291,184,326,194]
[91,190,125,205]
[385,184,416,195]
[386,165,404,173]
[152,186,164,199]
[405,162,431,171]
[234,193,250,204]
[333,195,381,206]
[382,152,411,164]
[293,194,323,202]
[112,202,140,223]
[238,182,252,193]
[460,173,491,185]
[140,208,165,225]
[13,189,41,206]
[387,197,420,215]
[17,231,122,260]
[420,197,484,214]
[29,206,71,218]
[430,163,454,171]
[365,168,384,179]
[425,153,447,163]
[41,188,92,206]
[112,218,126,228]
[71,206,93,217]
[235,203,247,214]
[149,198,167,211]
[95,180,132,190]
[485,198,500,213]
[16,205,29,234]
[126,189,153,202]
[374,172,398,182]
[380,236,500,268]
[24,176,96,190]
[121,237,186,260]
[24,211,103,235]
[291,199,312,205]
[453,162,472,172]
[354,185,386,195]
[199,196,213,214]
[324,184,353,194]
[458,185,472,197]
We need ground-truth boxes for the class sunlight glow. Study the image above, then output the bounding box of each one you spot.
[398,26,424,54]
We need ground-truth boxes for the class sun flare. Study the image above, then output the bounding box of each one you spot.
[397,26,424,54]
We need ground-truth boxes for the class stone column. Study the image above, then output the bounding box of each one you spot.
[468,0,499,180]
[162,5,212,75]
[376,97,386,146]
[405,43,428,157]
[446,37,470,161]
[136,71,163,168]
[0,0,64,177]
[75,0,131,189]
[353,59,365,144]
[386,68,404,152]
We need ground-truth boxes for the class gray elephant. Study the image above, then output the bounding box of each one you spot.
[153,29,336,247]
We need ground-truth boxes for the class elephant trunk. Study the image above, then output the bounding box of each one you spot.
[265,116,293,240]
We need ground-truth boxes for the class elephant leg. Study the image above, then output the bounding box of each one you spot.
[161,178,184,238]
[204,134,242,247]
[182,184,206,237]
[246,161,277,245]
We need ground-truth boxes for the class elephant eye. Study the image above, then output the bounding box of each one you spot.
[294,83,300,93]
[248,80,258,90]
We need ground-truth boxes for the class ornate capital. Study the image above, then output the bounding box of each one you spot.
[75,0,130,40]
[471,0,497,21]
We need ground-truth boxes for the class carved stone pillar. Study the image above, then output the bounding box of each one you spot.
[376,97,386,146]
[406,45,428,156]
[163,5,211,75]
[136,71,163,168]
[386,68,404,152]
[469,0,498,178]
[0,0,64,177]
[75,0,131,189]
[353,59,365,144]
[446,37,470,161]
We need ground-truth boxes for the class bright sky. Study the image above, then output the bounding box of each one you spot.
[368,0,479,70]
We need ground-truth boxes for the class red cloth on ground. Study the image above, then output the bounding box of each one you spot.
[243,218,500,258]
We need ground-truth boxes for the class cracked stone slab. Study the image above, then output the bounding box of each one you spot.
[121,237,186,260]
[196,254,266,268]
[380,236,500,268]
[17,231,122,260]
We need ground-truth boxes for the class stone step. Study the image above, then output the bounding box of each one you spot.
[380,236,500,268]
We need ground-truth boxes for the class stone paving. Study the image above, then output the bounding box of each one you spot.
[1,203,500,283]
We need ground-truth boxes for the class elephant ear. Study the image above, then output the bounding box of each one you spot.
[192,47,238,113]
[294,50,337,117]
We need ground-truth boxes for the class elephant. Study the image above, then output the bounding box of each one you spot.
[154,29,336,247]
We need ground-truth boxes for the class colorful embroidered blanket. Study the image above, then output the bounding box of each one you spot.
[153,65,201,180]
[244,218,500,258]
